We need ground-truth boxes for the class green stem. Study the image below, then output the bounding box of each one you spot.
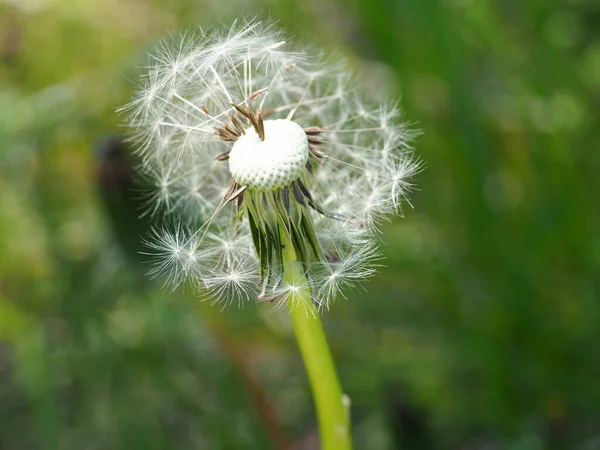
[280,230,352,450]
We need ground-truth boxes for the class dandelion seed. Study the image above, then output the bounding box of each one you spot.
[122,19,420,308]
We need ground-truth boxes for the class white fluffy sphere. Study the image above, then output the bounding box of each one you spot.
[228,119,309,191]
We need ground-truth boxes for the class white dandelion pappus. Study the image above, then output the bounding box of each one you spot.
[122,19,420,308]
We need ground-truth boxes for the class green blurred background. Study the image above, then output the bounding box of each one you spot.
[1,0,599,448]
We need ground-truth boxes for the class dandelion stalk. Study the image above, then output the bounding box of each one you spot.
[281,230,352,450]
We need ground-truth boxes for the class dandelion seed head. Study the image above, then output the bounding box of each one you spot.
[201,257,259,307]
[144,227,202,288]
[272,276,315,313]
[122,19,420,308]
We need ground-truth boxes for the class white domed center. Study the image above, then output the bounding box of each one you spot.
[228,119,309,191]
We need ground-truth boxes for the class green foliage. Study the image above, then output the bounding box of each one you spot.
[1,1,598,448]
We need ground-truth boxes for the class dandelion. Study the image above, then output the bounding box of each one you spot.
[122,19,419,450]
[123,20,418,305]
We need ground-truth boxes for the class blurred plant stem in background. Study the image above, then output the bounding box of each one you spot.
[282,231,352,450]
[190,301,292,450]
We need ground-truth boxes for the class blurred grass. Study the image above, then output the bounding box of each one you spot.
[1,0,599,449]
